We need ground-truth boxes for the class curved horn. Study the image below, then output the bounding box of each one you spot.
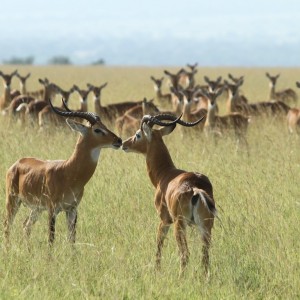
[155,113,206,127]
[177,114,206,127]
[140,113,182,129]
[49,98,100,126]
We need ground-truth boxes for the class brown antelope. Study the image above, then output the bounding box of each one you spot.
[122,114,216,276]
[16,72,44,99]
[163,69,185,90]
[224,78,248,114]
[150,76,172,106]
[14,78,61,124]
[287,108,300,134]
[187,63,198,72]
[115,98,160,136]
[266,72,298,104]
[4,98,122,247]
[178,68,198,89]
[286,81,300,134]
[200,88,250,152]
[87,82,143,124]
[0,70,18,111]
[227,74,248,104]
[15,72,31,95]
[225,79,290,118]
[180,88,207,132]
[38,86,75,128]
[194,76,224,110]
[73,84,93,112]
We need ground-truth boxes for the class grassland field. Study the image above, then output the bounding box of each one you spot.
[0,65,299,299]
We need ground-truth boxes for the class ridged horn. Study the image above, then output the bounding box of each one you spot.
[140,113,182,129]
[49,98,100,126]
[154,113,206,127]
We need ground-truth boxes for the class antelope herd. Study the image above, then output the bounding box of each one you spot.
[0,65,299,277]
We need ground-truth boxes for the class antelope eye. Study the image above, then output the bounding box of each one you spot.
[94,128,103,134]
[135,133,141,139]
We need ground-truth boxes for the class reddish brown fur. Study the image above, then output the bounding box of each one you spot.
[115,98,160,136]
[150,76,173,106]
[4,114,122,247]
[122,120,216,276]
[38,86,75,128]
[266,72,298,105]
[88,82,143,124]
[0,70,18,110]
[287,108,300,134]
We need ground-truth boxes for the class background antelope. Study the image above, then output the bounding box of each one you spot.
[200,87,250,153]
[0,70,18,110]
[266,72,298,105]
[38,85,75,128]
[115,97,160,136]
[286,81,300,134]
[150,76,172,106]
[122,114,217,276]
[87,82,144,124]
[4,99,122,247]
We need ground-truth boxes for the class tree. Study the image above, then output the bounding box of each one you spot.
[48,56,72,65]
[91,58,105,65]
[3,56,34,65]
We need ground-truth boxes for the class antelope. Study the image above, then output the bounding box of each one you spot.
[194,76,224,111]
[38,86,75,128]
[178,68,198,89]
[115,98,160,136]
[163,69,185,90]
[14,78,60,124]
[266,72,298,104]
[187,63,198,72]
[73,84,93,112]
[226,79,290,118]
[0,70,18,111]
[16,72,44,99]
[180,88,207,132]
[286,81,300,134]
[87,82,143,124]
[15,72,31,95]
[150,76,172,106]
[122,114,216,276]
[4,98,122,247]
[287,108,300,134]
[224,78,248,114]
[200,88,250,152]
[227,74,248,104]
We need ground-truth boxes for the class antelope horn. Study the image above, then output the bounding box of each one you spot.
[177,114,206,127]
[140,113,182,129]
[155,113,206,127]
[49,98,100,126]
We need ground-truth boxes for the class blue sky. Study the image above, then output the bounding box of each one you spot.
[1,0,300,65]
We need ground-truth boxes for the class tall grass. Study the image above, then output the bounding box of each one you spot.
[0,66,299,299]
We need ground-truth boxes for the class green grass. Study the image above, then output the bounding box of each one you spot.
[0,65,299,299]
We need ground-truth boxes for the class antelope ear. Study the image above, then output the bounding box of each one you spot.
[66,119,88,136]
[142,123,152,141]
[160,124,176,136]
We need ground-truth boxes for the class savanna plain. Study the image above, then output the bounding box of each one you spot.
[0,65,299,299]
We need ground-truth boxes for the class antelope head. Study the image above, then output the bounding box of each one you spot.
[266,72,280,87]
[122,113,205,154]
[49,98,122,150]
[0,70,18,88]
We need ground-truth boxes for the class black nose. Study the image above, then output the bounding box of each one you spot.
[117,137,122,145]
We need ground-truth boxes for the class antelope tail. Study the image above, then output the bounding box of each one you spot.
[191,188,217,217]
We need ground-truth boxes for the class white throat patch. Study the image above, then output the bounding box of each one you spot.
[90,147,101,163]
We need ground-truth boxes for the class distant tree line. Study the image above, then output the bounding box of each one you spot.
[2,55,105,65]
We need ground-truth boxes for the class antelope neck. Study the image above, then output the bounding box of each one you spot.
[64,136,100,187]
[146,138,175,187]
